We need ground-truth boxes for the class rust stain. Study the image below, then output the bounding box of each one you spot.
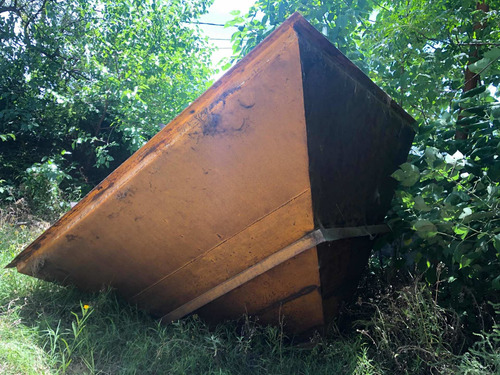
[90,181,114,203]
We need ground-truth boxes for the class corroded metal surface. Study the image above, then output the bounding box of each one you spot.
[8,13,415,333]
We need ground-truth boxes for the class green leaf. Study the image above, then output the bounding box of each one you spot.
[458,207,472,219]
[468,58,492,74]
[0,133,15,141]
[469,48,500,76]
[491,106,500,119]
[459,254,473,269]
[493,275,500,290]
[484,47,500,60]
[391,163,420,187]
[493,234,500,251]
[460,85,486,98]
[414,195,431,212]
[336,15,348,28]
[453,225,469,240]
[413,219,438,238]
[424,147,440,167]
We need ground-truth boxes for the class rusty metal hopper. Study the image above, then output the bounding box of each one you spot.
[8,13,415,333]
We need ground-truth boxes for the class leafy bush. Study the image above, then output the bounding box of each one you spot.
[388,85,500,330]
[0,0,215,206]
[20,158,72,219]
[457,303,500,374]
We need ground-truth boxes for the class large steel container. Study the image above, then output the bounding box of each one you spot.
[8,13,415,334]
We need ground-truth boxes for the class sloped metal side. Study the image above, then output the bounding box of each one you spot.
[295,22,415,229]
[9,16,324,331]
[294,20,415,321]
[129,27,324,331]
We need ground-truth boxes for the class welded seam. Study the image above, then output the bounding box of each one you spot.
[131,188,312,300]
[160,229,325,323]
[252,284,319,317]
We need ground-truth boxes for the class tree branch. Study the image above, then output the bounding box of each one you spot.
[24,0,49,31]
[0,6,21,17]
[463,53,500,88]
[457,42,500,46]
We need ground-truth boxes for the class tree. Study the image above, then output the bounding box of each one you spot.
[0,0,214,211]
[230,0,500,328]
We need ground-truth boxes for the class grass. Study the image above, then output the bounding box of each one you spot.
[0,210,498,374]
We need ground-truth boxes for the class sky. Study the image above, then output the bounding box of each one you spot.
[197,0,256,72]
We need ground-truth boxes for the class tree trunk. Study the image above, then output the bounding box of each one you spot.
[456,1,490,140]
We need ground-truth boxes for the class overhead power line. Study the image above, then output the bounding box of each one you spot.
[183,21,239,28]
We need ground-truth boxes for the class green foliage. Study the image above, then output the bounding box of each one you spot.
[355,281,463,374]
[0,133,15,141]
[0,319,53,375]
[43,304,94,374]
[21,158,72,218]
[230,0,500,329]
[370,0,500,328]
[457,306,500,374]
[389,139,500,322]
[226,0,377,71]
[0,0,214,206]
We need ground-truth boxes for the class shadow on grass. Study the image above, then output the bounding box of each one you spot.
[2,273,375,375]
[0,219,375,374]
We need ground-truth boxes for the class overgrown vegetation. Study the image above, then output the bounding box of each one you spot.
[2,0,500,373]
[231,0,500,334]
[0,0,214,213]
[1,216,498,374]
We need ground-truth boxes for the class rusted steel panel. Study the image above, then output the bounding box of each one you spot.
[8,13,415,333]
[197,247,324,334]
[132,193,316,317]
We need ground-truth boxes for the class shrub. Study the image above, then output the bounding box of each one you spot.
[353,279,464,374]
[20,158,72,219]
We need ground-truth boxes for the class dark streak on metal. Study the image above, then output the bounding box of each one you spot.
[65,234,79,242]
[201,112,222,136]
[253,285,319,316]
[209,86,241,111]
[90,181,114,203]
[116,188,136,201]
[238,99,255,109]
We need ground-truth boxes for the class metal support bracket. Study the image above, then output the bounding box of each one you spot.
[161,224,389,323]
